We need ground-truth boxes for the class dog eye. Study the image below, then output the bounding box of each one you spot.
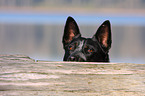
[87,48,94,54]
[84,46,94,54]
[88,49,93,53]
[69,46,73,50]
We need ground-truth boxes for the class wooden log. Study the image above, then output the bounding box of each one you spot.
[0,55,144,96]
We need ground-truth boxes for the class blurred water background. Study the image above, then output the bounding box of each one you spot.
[0,0,145,64]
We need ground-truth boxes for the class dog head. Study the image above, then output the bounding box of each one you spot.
[62,16,112,62]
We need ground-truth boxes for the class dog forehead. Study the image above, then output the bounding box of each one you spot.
[73,38,98,48]
[78,39,85,47]
[85,38,98,46]
[70,37,85,44]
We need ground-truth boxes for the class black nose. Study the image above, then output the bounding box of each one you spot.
[69,56,76,61]
[68,56,84,62]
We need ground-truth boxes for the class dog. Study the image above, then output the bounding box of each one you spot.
[62,16,112,62]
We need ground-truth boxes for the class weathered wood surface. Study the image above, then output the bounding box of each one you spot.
[0,55,145,96]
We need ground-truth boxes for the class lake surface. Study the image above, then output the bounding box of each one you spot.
[0,13,145,63]
[0,13,145,26]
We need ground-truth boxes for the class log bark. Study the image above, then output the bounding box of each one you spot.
[0,55,144,96]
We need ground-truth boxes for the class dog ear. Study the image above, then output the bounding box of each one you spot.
[63,16,81,47]
[92,20,112,53]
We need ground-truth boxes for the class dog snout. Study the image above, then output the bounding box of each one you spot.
[69,56,76,61]
[68,56,85,62]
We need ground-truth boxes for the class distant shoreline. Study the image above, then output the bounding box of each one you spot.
[0,7,145,16]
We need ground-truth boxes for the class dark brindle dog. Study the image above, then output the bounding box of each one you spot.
[62,16,112,62]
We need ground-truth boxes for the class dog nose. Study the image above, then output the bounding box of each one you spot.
[69,56,76,61]
[68,56,84,62]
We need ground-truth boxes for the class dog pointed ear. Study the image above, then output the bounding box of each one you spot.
[63,16,81,47]
[92,20,112,53]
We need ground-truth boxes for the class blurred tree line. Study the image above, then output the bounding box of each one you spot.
[0,0,145,9]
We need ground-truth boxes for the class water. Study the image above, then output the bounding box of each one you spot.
[0,13,145,26]
[0,13,145,64]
